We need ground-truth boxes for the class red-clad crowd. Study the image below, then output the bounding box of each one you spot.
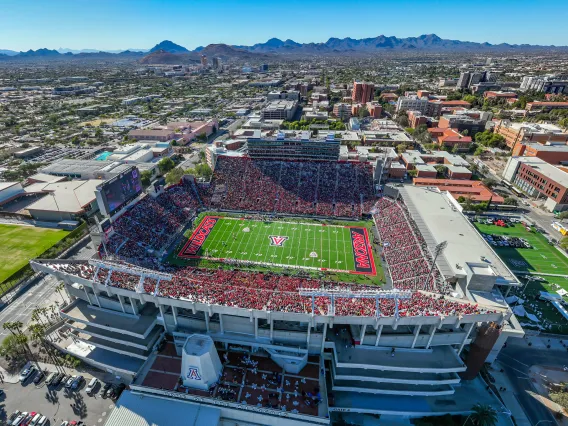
[48,262,490,318]
[201,157,375,218]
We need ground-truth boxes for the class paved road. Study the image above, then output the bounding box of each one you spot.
[497,338,567,426]
[0,239,96,344]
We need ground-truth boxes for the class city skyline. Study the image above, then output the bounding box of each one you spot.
[1,0,568,51]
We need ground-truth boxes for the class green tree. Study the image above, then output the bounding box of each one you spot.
[358,106,370,119]
[158,157,175,174]
[55,282,67,304]
[482,178,497,189]
[396,143,408,154]
[187,163,212,180]
[434,165,447,178]
[475,130,506,149]
[0,334,25,358]
[165,167,185,185]
[466,403,498,426]
[503,197,518,206]
[560,237,568,251]
[140,170,153,187]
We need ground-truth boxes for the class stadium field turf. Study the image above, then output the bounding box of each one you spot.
[474,222,568,280]
[0,223,69,283]
[177,216,377,275]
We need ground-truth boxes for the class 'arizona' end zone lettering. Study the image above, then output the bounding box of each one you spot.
[178,216,220,258]
[349,228,376,274]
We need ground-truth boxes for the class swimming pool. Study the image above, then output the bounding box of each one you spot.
[95,151,112,161]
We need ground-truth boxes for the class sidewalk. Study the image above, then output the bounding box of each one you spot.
[521,334,568,352]
[491,361,532,426]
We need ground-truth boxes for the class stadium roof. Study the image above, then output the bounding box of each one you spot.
[41,159,112,175]
[26,179,103,213]
[104,390,220,426]
[400,186,519,286]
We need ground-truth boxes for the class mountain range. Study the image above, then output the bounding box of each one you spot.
[2,34,568,61]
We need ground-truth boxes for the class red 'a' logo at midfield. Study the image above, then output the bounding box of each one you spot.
[269,235,289,246]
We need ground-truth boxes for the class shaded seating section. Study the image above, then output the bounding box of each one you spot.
[374,197,449,293]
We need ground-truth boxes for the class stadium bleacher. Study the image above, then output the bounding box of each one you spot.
[205,157,375,218]
[50,262,491,318]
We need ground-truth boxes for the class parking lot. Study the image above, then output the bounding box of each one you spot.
[1,368,116,426]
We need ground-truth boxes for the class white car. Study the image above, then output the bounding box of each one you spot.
[86,377,99,395]
[19,366,36,383]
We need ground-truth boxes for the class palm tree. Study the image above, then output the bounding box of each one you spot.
[31,309,46,327]
[465,404,498,426]
[55,282,67,304]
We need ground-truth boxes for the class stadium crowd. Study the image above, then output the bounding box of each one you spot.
[203,157,375,218]
[374,197,447,293]
[99,181,201,261]
[46,262,491,318]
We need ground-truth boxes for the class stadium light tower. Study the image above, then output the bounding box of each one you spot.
[298,288,412,319]
[426,240,447,291]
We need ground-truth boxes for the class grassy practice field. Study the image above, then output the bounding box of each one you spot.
[474,222,568,278]
[0,224,69,282]
[177,216,377,275]
[474,222,568,334]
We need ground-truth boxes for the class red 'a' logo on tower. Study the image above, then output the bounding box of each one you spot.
[269,235,289,246]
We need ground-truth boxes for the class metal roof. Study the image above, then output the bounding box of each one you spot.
[105,390,220,426]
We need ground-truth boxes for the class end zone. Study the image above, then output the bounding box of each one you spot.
[348,227,376,275]
[178,216,220,258]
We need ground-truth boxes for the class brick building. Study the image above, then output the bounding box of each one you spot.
[511,143,568,164]
[352,81,374,103]
[413,178,504,203]
[503,156,568,211]
[494,120,568,149]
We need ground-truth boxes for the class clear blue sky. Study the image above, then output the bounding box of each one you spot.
[1,0,567,51]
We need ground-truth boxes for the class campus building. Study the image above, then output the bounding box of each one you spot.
[246,130,340,161]
[503,156,568,212]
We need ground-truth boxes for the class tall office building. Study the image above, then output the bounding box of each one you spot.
[352,81,374,103]
[457,72,471,88]
[200,55,208,67]
[211,57,220,69]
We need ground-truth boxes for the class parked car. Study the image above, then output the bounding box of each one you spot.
[28,413,42,426]
[105,385,115,399]
[45,372,57,386]
[100,382,112,398]
[11,412,28,426]
[59,422,69,426]
[33,370,46,385]
[51,373,64,387]
[112,383,126,400]
[85,377,98,395]
[65,375,77,388]
[19,366,37,384]
[8,410,21,423]
[0,389,4,397]
[36,415,48,426]
[71,375,84,390]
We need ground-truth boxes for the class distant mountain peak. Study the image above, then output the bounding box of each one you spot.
[149,40,189,54]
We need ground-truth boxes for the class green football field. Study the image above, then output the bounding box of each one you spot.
[474,222,568,278]
[178,216,377,275]
[0,223,69,283]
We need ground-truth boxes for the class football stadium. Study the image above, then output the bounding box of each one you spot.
[32,154,525,425]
